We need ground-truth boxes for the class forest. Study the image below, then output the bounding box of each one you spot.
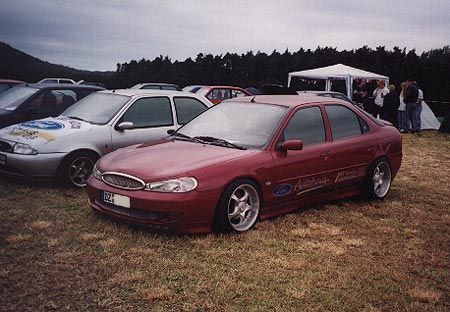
[114,46,450,102]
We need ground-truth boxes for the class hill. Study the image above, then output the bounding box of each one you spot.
[0,41,113,84]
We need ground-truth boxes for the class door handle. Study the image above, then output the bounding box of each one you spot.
[320,151,331,157]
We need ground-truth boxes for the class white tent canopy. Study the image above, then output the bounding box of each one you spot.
[287,63,389,98]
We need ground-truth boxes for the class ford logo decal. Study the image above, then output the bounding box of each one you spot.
[273,183,292,197]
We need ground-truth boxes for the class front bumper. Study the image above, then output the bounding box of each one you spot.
[0,151,67,180]
[86,176,221,234]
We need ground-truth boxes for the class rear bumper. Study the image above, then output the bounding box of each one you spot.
[86,176,221,234]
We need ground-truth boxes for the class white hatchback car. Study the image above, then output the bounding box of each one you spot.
[0,90,212,186]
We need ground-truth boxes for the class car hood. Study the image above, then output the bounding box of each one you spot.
[0,116,94,148]
[98,140,256,181]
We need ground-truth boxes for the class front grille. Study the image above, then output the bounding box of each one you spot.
[101,172,145,190]
[0,140,12,152]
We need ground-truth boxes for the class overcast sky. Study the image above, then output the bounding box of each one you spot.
[1,0,449,71]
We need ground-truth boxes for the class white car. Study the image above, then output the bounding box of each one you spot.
[0,90,212,187]
[38,78,77,84]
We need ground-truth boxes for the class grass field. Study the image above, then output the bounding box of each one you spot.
[1,132,449,311]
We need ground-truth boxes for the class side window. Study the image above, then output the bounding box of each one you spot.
[121,97,173,128]
[173,97,208,125]
[24,90,60,115]
[54,89,78,113]
[142,85,160,90]
[208,89,231,101]
[325,105,363,140]
[283,106,325,145]
[162,86,178,91]
[231,90,247,98]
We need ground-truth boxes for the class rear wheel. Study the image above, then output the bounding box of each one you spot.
[57,152,98,187]
[366,157,392,200]
[214,179,261,233]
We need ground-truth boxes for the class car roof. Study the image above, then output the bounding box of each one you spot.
[99,89,208,97]
[0,79,25,84]
[24,83,105,90]
[229,94,342,108]
[201,85,246,90]
[300,90,348,96]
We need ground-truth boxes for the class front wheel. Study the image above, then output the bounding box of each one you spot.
[365,158,392,200]
[57,152,98,187]
[214,179,261,233]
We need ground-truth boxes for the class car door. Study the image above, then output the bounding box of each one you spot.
[269,105,335,205]
[110,96,176,150]
[324,104,373,189]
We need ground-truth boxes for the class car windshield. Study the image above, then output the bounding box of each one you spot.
[62,92,130,124]
[0,86,39,111]
[178,102,288,149]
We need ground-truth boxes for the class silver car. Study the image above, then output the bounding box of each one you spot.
[0,89,212,187]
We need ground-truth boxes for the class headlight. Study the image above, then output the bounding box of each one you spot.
[91,164,102,180]
[13,143,37,155]
[145,177,198,193]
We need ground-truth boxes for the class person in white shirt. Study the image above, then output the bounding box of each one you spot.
[413,81,423,133]
[372,80,389,118]
[397,82,407,132]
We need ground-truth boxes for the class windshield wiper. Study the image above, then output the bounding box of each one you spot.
[193,136,247,150]
[66,116,87,122]
[170,132,203,143]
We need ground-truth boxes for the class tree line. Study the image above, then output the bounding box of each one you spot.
[113,45,450,101]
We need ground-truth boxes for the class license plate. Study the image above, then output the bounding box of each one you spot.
[0,153,6,166]
[103,191,130,208]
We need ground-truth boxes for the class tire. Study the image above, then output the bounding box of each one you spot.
[213,179,261,233]
[365,157,392,200]
[57,151,98,187]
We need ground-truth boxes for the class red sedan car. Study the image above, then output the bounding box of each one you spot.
[87,95,402,233]
[196,86,252,104]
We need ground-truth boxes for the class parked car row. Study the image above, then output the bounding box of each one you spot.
[0,78,402,234]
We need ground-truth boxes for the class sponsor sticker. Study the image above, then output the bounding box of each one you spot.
[20,120,64,130]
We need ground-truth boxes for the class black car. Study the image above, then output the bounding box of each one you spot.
[0,83,104,129]
[298,90,363,109]
[245,84,298,95]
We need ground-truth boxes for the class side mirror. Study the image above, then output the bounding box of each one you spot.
[279,140,303,151]
[167,129,176,135]
[116,121,134,131]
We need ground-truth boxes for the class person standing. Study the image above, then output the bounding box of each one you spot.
[397,82,407,132]
[413,81,423,133]
[372,80,389,118]
[404,79,419,133]
[353,79,369,107]
[382,84,400,125]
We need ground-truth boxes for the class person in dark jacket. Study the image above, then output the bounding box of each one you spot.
[382,84,400,125]
[404,79,419,132]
